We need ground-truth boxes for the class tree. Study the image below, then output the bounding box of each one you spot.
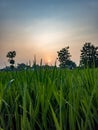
[57,46,75,68]
[66,60,76,69]
[6,51,16,69]
[80,43,98,68]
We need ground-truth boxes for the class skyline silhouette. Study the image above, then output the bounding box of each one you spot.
[0,0,98,68]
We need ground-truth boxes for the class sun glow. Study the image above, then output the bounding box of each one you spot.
[47,59,51,64]
[44,57,52,65]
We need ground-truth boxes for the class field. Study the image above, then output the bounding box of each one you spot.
[0,68,98,130]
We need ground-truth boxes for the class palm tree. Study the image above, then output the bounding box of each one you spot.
[6,51,16,69]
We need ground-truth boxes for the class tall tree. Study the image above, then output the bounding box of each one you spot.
[80,43,98,68]
[57,46,72,68]
[6,51,16,69]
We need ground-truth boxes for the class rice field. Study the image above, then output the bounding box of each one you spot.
[0,67,98,130]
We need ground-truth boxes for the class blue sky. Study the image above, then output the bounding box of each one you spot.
[0,0,98,67]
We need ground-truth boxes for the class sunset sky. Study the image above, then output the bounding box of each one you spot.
[0,0,98,68]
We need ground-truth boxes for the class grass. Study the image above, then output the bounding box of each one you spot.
[0,67,98,130]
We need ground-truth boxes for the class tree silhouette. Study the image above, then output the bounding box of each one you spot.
[66,60,76,69]
[57,46,72,68]
[80,43,98,68]
[6,51,16,69]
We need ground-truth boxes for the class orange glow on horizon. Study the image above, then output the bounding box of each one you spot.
[47,59,51,64]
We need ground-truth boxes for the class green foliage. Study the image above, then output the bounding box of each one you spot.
[0,68,98,130]
[80,43,98,68]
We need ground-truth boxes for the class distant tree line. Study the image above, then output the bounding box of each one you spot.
[6,42,98,70]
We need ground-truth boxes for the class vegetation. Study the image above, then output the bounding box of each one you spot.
[80,43,98,68]
[0,42,97,130]
[57,46,76,68]
[5,43,98,70]
[6,51,16,69]
[57,46,71,68]
[0,68,98,130]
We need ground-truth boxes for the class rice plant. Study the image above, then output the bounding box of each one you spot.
[0,68,98,130]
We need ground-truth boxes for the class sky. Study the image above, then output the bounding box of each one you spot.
[0,0,98,68]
